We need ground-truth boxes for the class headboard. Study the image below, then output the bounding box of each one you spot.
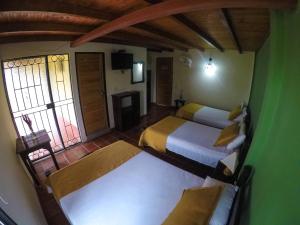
[227,165,254,225]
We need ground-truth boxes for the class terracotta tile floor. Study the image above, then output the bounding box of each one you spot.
[34,104,175,225]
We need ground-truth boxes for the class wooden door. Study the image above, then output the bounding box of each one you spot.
[147,70,152,112]
[76,53,109,138]
[156,57,173,106]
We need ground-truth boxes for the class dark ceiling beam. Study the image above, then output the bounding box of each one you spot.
[144,0,219,51]
[0,23,94,33]
[136,23,204,51]
[107,31,187,51]
[1,0,114,21]
[220,9,242,53]
[0,21,185,50]
[71,0,296,47]
[0,10,197,50]
[0,30,171,51]
[0,31,84,38]
[173,15,224,51]
[98,36,173,52]
[0,11,103,25]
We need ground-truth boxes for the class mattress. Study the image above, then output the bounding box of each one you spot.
[59,151,204,225]
[166,121,236,168]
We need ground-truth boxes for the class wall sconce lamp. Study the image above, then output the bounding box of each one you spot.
[204,57,217,77]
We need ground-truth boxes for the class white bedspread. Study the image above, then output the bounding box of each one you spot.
[166,121,236,167]
[193,106,233,129]
[60,152,204,225]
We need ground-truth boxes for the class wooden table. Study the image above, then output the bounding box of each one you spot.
[174,99,186,109]
[16,130,59,185]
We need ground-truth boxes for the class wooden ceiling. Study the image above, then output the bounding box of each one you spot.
[0,0,297,52]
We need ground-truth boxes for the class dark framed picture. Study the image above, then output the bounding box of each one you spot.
[131,61,145,84]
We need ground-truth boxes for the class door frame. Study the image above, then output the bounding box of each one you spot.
[75,52,110,140]
[155,57,173,106]
[1,54,81,152]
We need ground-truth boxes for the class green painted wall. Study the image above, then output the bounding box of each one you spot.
[248,37,270,132]
[245,4,300,225]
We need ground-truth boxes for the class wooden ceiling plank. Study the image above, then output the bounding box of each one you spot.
[1,0,114,21]
[99,36,173,51]
[71,0,296,47]
[173,14,224,51]
[144,0,213,51]
[0,30,171,51]
[220,9,242,53]
[136,23,205,51]
[107,31,187,51]
[0,10,196,50]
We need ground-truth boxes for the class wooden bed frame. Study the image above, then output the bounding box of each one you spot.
[227,165,254,225]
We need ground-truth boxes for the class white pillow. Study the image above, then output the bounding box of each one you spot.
[226,134,246,151]
[203,177,238,225]
[239,120,246,135]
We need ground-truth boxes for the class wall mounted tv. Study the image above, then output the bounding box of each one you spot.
[111,52,133,70]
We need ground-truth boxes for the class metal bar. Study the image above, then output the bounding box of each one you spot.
[59,105,70,142]
[22,64,34,109]
[38,111,46,132]
[9,68,20,111]
[59,56,68,100]
[45,56,66,149]
[36,62,46,105]
[44,109,59,148]
[28,63,40,106]
[53,58,61,101]
[66,103,76,138]
[14,84,41,91]
[16,66,27,110]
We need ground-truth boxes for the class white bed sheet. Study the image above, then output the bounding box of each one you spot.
[166,121,236,168]
[193,106,233,129]
[60,151,204,225]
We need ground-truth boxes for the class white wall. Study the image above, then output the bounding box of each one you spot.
[148,49,255,111]
[0,76,47,225]
[0,42,147,141]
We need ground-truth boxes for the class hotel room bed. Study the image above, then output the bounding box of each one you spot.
[47,140,252,225]
[176,103,245,129]
[139,116,246,169]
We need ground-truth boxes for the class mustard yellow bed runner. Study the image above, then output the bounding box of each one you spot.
[47,140,140,200]
[176,103,204,120]
[139,116,186,152]
[163,186,223,225]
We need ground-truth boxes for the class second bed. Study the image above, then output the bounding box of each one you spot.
[139,116,246,169]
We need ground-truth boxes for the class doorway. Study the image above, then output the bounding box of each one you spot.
[2,54,81,161]
[156,57,173,106]
[75,52,109,140]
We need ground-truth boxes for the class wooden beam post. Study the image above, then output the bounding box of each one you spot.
[173,14,224,52]
[145,0,221,51]
[220,9,242,53]
[71,0,296,47]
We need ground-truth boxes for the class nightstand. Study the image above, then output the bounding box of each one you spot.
[174,99,186,109]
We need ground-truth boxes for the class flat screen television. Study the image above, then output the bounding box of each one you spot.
[111,52,133,70]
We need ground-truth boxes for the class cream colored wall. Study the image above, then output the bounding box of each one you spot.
[148,49,255,111]
[0,76,47,224]
[0,42,147,141]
